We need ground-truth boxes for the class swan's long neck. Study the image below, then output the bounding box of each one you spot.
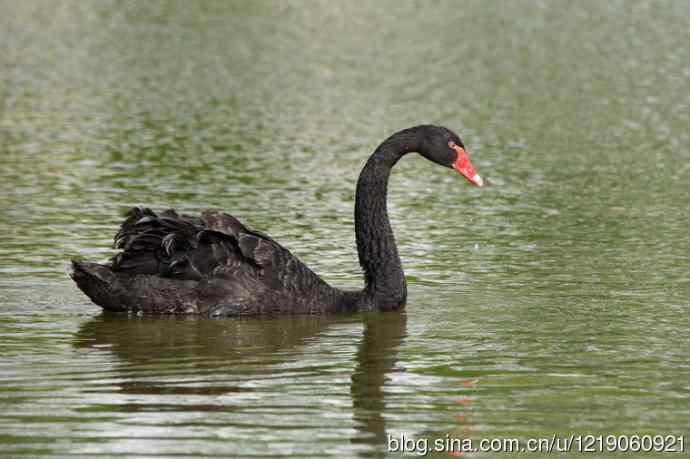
[354,130,419,310]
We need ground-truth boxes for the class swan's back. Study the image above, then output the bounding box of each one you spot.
[72,207,343,315]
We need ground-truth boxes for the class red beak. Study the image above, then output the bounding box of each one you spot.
[450,142,483,187]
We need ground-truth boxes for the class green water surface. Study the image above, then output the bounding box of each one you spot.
[1,1,689,458]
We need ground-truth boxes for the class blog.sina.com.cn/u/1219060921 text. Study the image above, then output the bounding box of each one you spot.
[386,433,686,455]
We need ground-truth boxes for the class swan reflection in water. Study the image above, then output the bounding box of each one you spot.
[73,312,406,457]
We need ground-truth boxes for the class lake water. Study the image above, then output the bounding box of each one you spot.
[1,1,689,458]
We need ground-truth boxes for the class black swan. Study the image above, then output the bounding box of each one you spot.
[71,125,483,316]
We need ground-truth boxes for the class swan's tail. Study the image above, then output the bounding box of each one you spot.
[70,260,128,312]
[71,260,200,314]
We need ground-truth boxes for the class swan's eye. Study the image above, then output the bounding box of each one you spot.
[448,141,456,149]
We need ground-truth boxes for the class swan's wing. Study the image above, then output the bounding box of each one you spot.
[190,212,333,313]
[199,209,247,238]
[111,207,288,281]
[199,210,282,266]
[112,207,201,276]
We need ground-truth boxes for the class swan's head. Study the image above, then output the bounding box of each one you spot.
[418,126,483,187]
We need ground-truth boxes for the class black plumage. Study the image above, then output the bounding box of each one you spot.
[71,125,481,316]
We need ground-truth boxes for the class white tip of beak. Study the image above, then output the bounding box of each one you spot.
[472,174,484,187]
